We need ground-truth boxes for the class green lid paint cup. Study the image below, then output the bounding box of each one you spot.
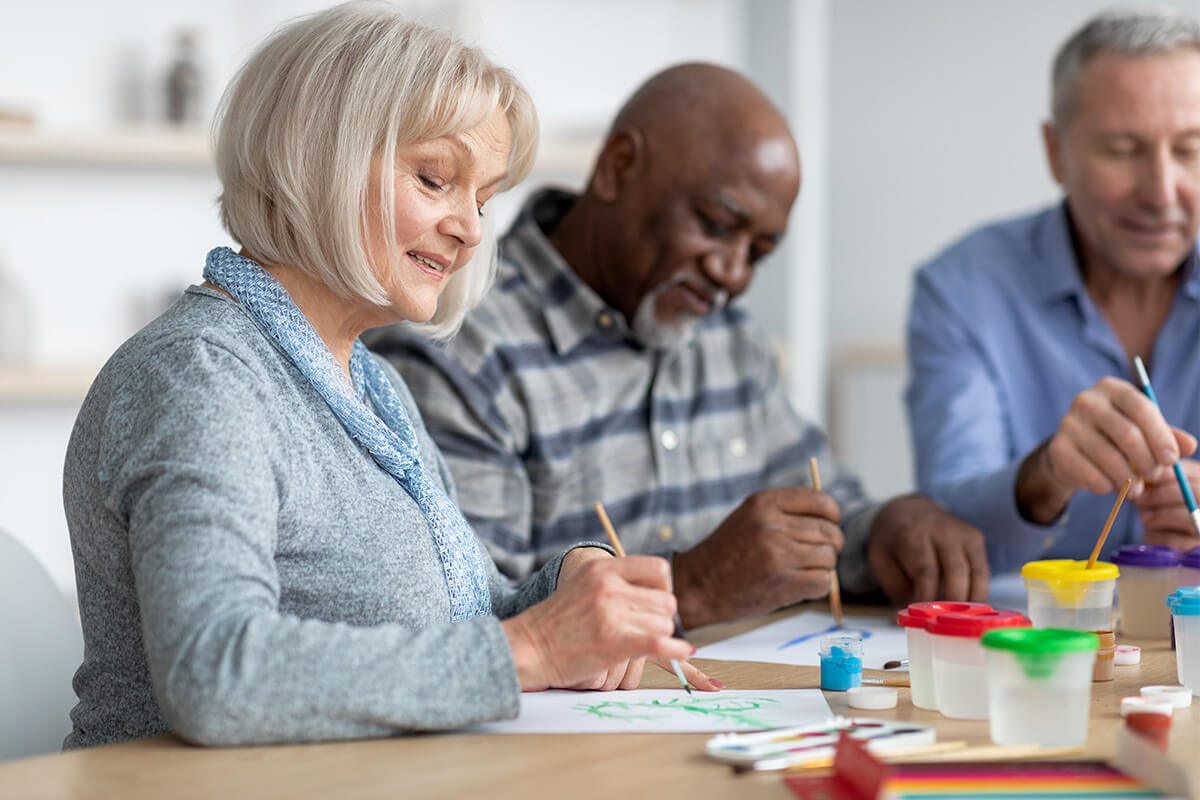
[928,610,1030,720]
[1021,559,1118,631]
[981,628,1099,747]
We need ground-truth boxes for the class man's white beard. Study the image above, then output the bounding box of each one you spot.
[630,278,729,352]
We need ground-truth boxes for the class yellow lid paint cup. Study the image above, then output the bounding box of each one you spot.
[1021,560,1118,631]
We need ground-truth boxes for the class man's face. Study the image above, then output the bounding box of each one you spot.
[609,131,800,345]
[1045,49,1200,281]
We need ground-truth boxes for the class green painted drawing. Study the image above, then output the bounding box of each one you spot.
[574,696,780,728]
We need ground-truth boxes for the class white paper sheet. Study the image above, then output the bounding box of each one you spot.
[692,610,909,670]
[468,689,831,734]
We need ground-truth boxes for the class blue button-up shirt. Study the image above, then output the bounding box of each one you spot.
[906,203,1200,574]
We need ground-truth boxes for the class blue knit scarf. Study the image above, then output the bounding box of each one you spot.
[203,247,490,621]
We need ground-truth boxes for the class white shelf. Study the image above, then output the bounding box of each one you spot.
[0,363,98,404]
[0,126,599,174]
[0,127,211,168]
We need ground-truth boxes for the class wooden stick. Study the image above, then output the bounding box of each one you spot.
[594,502,626,557]
[1087,478,1132,569]
[862,677,910,687]
[780,741,969,771]
[810,457,842,627]
[782,741,1087,772]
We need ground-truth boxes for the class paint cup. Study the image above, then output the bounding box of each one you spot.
[1112,545,1180,639]
[819,634,863,691]
[1167,586,1200,695]
[1021,560,1118,631]
[896,601,993,711]
[928,610,1031,720]
[1091,630,1115,681]
[1180,547,1200,589]
[981,628,1098,747]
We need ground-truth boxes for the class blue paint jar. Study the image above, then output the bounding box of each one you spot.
[820,634,864,691]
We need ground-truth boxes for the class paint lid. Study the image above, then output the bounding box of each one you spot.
[1181,547,1200,570]
[926,610,1030,638]
[1021,559,1119,582]
[1111,545,1182,568]
[981,628,1099,654]
[895,601,994,629]
[1141,685,1193,708]
[980,628,1097,680]
[1114,645,1141,665]
[1167,586,1200,616]
[847,686,898,710]
[1120,695,1174,717]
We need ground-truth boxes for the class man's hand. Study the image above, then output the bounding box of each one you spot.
[1016,377,1196,525]
[1136,457,1200,551]
[672,488,843,629]
[866,495,989,605]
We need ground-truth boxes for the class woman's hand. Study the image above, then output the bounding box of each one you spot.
[501,551,693,691]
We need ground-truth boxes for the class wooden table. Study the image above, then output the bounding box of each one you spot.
[2,605,1195,799]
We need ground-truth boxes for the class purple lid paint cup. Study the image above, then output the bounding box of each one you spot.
[1181,547,1200,589]
[1112,545,1181,640]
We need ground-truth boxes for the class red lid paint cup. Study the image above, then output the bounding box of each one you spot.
[927,611,1030,720]
[896,601,993,711]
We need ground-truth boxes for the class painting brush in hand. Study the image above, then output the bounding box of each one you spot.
[594,502,691,694]
[809,458,842,627]
[1132,355,1200,536]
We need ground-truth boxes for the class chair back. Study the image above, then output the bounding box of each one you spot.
[0,530,82,761]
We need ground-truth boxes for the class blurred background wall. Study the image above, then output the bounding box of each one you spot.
[1,0,1195,600]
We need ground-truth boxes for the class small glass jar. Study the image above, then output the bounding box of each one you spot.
[1090,630,1115,681]
[819,634,864,691]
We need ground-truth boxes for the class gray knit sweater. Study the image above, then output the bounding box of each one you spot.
[63,285,576,748]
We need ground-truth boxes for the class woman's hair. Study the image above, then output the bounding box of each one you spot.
[1051,7,1200,127]
[214,1,538,338]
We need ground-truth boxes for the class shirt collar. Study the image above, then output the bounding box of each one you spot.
[1034,200,1200,304]
[501,188,626,355]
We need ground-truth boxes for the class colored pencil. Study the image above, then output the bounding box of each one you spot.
[1133,355,1200,536]
[809,458,842,627]
[593,502,691,694]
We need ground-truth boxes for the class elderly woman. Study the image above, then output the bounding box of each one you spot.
[62,2,710,750]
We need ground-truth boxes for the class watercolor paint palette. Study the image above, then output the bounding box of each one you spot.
[706,716,936,770]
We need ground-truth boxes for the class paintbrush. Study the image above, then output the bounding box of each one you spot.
[809,457,842,627]
[1087,478,1132,569]
[1133,355,1200,536]
[593,502,692,694]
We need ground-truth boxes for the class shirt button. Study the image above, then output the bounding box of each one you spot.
[596,311,614,329]
[658,524,675,542]
[728,437,747,457]
[1042,536,1055,548]
[660,430,679,450]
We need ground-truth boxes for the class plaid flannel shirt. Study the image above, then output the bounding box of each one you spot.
[365,189,881,592]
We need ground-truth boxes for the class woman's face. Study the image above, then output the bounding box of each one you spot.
[366,108,512,324]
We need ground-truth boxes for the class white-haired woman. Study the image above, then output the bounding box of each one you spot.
[63,2,709,750]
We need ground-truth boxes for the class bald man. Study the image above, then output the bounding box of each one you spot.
[365,63,989,626]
